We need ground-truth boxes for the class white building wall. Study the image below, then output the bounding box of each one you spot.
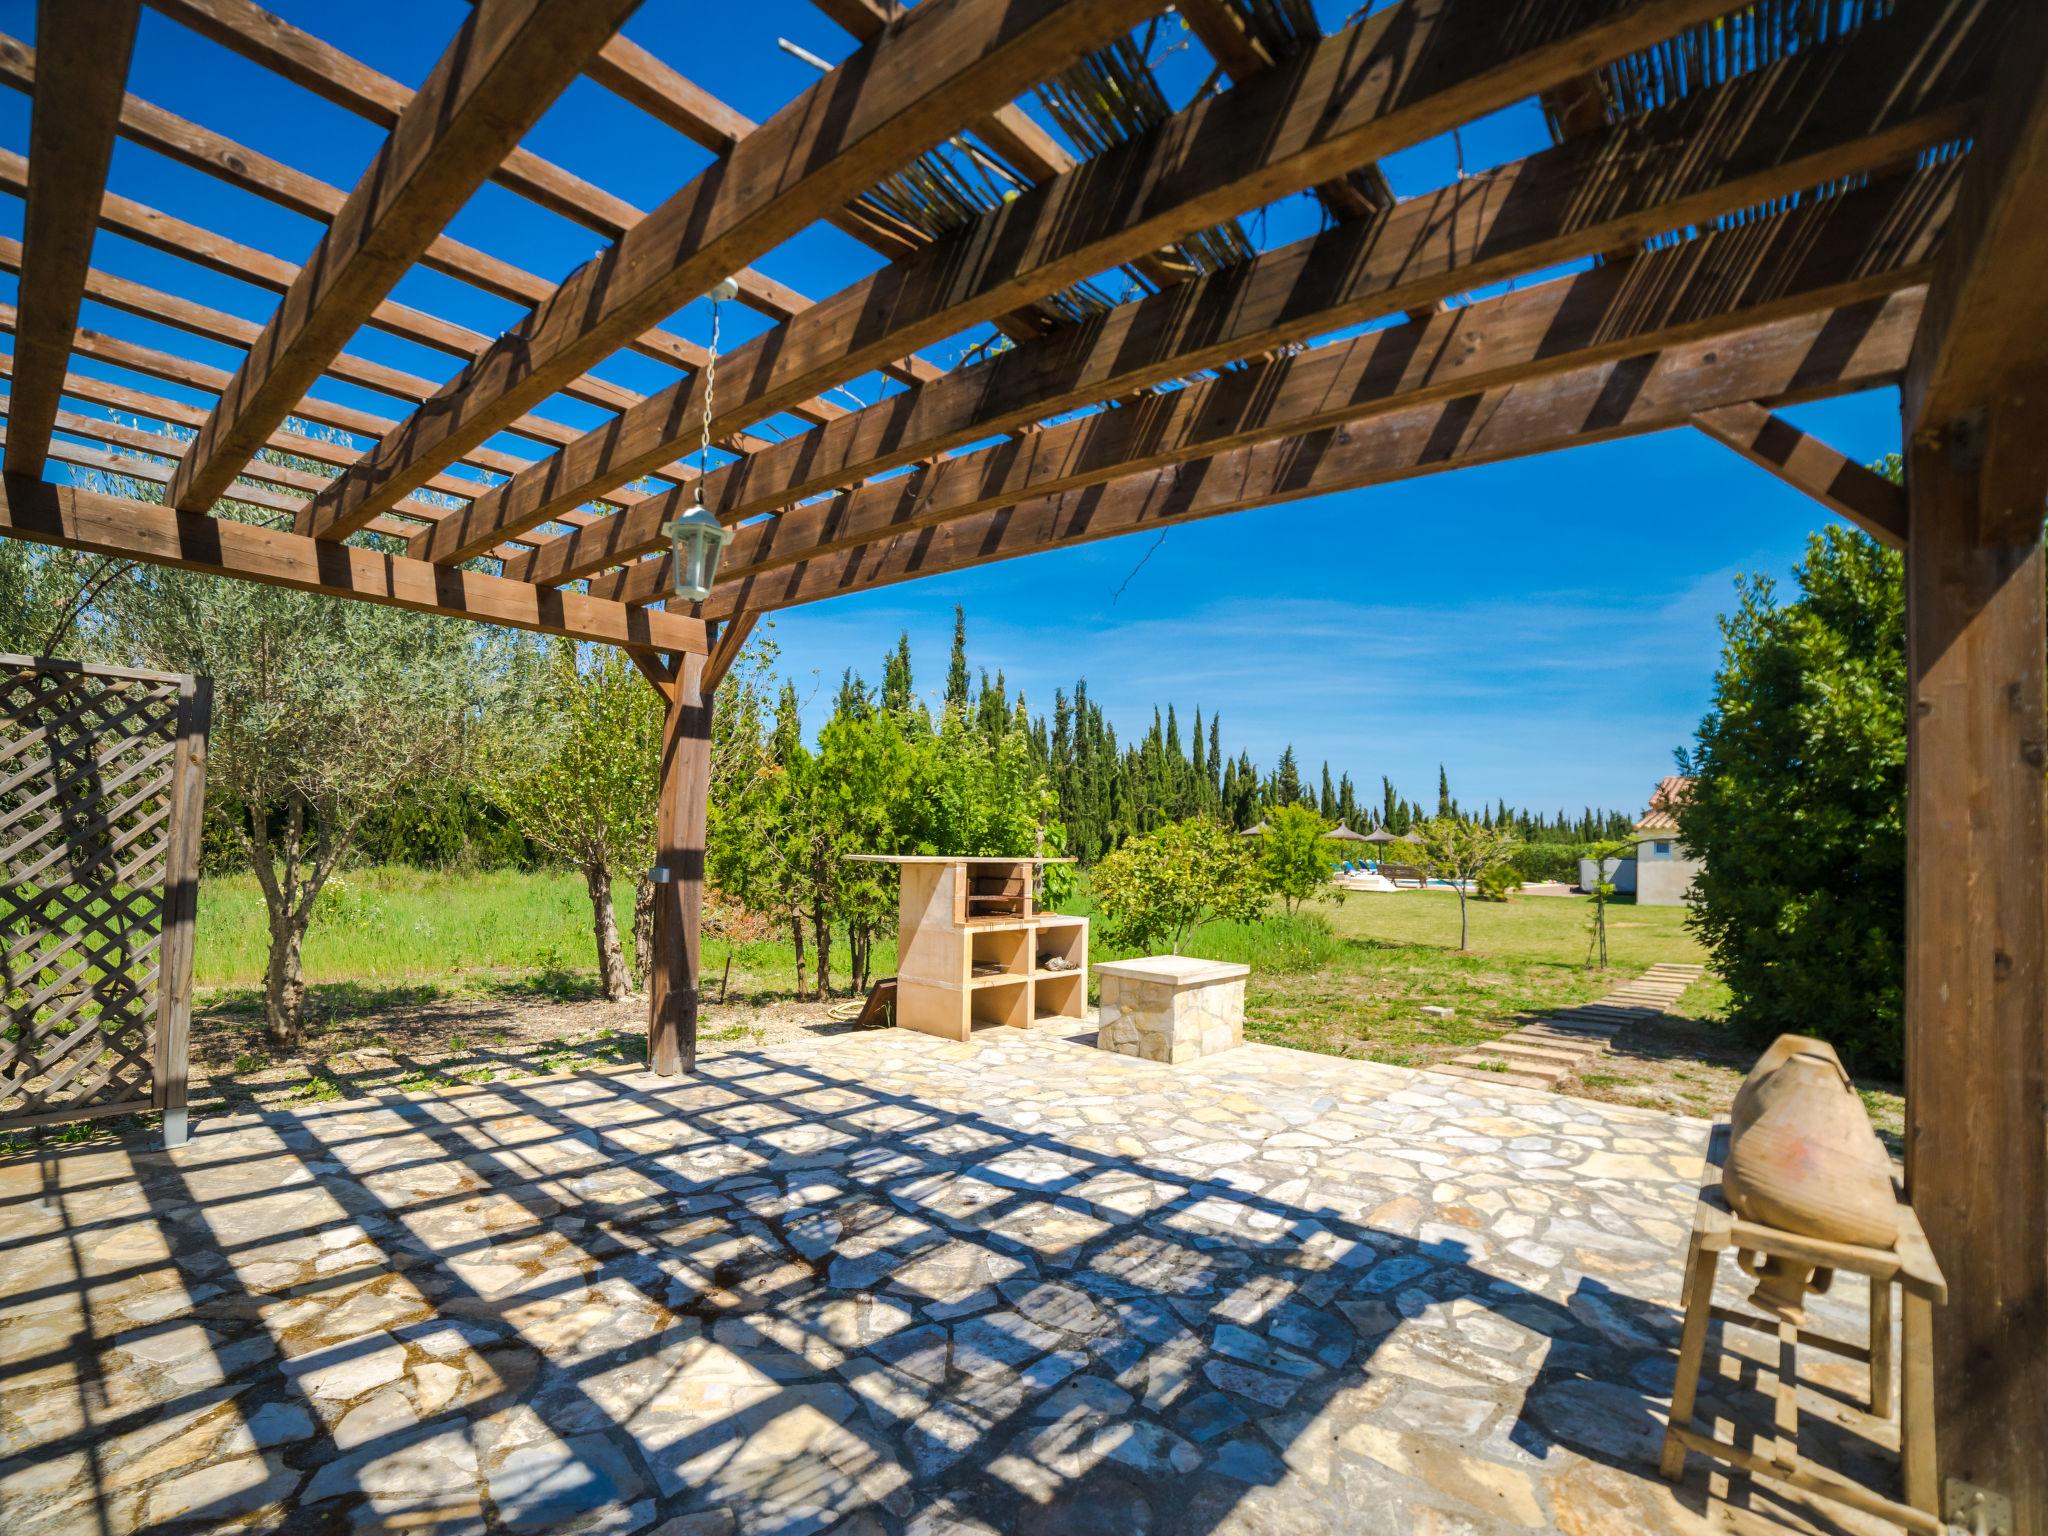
[1634,836,1700,906]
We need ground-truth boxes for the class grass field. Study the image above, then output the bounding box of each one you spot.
[0,863,1898,1159]
[173,865,1898,1136]
[1153,888,1707,1071]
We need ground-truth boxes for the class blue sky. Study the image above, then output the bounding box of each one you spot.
[0,1,1904,816]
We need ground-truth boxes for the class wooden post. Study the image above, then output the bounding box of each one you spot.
[1903,391,2048,1531]
[152,673,211,1148]
[647,650,709,1076]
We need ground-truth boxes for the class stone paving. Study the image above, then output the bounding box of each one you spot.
[1,1022,1906,1534]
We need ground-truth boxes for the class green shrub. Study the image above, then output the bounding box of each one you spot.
[1475,865,1517,903]
[1508,843,1587,884]
[1092,817,1267,953]
[1680,527,1912,1075]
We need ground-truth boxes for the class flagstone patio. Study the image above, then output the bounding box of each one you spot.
[1,1024,1906,1535]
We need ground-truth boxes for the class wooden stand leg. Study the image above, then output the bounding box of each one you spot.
[1662,1242,1721,1480]
[1868,1276,1894,1417]
[1901,1289,1938,1518]
[1773,1315,1801,1467]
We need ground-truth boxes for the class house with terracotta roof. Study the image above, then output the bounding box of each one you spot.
[1633,775,1700,906]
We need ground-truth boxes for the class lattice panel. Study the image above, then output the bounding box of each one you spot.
[1,659,195,1127]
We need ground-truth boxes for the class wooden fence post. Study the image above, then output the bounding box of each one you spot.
[152,673,211,1148]
[648,651,710,1076]
[1903,401,2048,1530]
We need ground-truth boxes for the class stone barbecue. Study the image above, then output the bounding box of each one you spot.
[1094,955,1249,1065]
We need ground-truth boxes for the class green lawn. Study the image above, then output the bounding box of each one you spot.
[193,865,894,1000]
[130,866,1887,1145]
[1109,888,1708,1071]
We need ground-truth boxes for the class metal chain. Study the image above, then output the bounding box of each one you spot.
[698,295,722,487]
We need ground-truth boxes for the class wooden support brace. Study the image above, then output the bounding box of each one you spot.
[1692,402,1908,547]
[703,613,759,694]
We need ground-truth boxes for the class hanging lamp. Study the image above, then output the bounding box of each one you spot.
[662,276,740,604]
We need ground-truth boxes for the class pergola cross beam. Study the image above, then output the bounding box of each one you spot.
[296,0,1166,544]
[165,0,640,513]
[4,0,142,480]
[701,293,1925,618]
[0,476,704,652]
[513,0,1987,596]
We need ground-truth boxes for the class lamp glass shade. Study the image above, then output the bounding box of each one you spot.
[661,498,735,604]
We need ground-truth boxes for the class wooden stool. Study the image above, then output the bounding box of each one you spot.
[1661,1121,1948,1534]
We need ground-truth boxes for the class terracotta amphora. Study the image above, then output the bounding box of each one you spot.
[1729,1034,1846,1138]
[1724,1050,1899,1251]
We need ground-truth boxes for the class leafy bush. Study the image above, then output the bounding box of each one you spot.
[1508,843,1587,884]
[1257,803,1336,914]
[1092,817,1267,953]
[1680,527,1908,1074]
[1475,865,1517,903]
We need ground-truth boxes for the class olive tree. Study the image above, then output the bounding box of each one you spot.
[1408,816,1520,951]
[88,461,516,1050]
[487,641,663,1001]
[125,551,501,1048]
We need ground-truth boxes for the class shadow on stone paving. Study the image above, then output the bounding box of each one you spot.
[0,1033,1909,1534]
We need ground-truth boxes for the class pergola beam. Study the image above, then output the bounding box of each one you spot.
[1690,403,1907,546]
[166,0,639,512]
[0,148,727,434]
[517,0,1986,595]
[4,399,535,553]
[454,0,1759,574]
[692,165,1947,601]
[0,30,772,415]
[0,302,605,527]
[1903,4,2048,437]
[704,291,1925,618]
[143,0,930,398]
[298,0,1165,544]
[4,0,142,479]
[0,476,704,651]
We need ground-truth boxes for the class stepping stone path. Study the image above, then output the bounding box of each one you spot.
[1431,962,1706,1092]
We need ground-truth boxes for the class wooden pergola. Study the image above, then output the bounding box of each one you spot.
[1,0,2041,1521]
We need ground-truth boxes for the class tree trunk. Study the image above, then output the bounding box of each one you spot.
[583,859,631,1002]
[264,912,307,1051]
[789,916,807,997]
[630,874,655,991]
[1457,887,1469,950]
[812,907,832,999]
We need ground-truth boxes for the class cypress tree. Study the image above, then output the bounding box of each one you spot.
[881,632,914,713]
[945,605,970,712]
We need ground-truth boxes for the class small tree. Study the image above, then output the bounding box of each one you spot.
[487,642,662,1002]
[1409,817,1520,951]
[1258,803,1335,915]
[1092,816,1267,954]
[1581,836,1634,970]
